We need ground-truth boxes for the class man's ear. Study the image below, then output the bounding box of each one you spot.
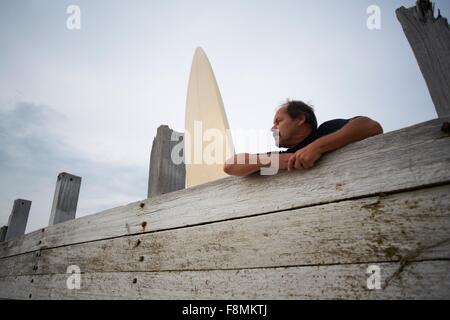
[296,114,306,127]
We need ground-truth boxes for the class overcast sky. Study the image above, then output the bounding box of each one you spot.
[1,0,448,233]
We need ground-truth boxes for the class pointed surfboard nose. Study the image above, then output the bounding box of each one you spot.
[194,46,206,57]
[190,47,211,75]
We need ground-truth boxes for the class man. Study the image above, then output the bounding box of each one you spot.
[223,100,383,177]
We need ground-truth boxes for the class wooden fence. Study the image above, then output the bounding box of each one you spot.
[0,117,449,299]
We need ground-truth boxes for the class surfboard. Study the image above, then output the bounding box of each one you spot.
[185,47,234,188]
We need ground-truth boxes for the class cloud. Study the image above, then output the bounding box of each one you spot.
[0,102,147,233]
[0,102,67,170]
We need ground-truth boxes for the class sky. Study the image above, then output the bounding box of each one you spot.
[1,0,448,233]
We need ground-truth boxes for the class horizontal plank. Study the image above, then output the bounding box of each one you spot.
[0,261,448,299]
[0,184,449,277]
[1,118,449,259]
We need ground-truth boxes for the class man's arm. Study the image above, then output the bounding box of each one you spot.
[313,116,383,154]
[223,153,291,177]
[224,117,383,176]
[288,116,383,170]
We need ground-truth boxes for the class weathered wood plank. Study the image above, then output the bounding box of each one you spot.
[396,2,450,117]
[5,200,31,242]
[1,118,449,259]
[148,125,185,198]
[48,173,81,226]
[0,261,448,299]
[0,185,448,277]
[0,226,8,242]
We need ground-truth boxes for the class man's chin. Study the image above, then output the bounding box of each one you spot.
[274,140,284,148]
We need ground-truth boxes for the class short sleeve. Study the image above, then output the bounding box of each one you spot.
[316,119,351,136]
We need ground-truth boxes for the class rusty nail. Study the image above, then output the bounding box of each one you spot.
[442,121,450,133]
[135,239,142,248]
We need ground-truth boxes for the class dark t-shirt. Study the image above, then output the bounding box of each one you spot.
[277,117,360,154]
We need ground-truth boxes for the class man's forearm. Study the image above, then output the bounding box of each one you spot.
[223,154,270,177]
[313,117,383,154]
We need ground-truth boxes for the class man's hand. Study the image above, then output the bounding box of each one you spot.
[287,143,323,171]
[278,153,293,170]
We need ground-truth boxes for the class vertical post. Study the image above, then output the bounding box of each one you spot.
[48,172,82,226]
[0,226,8,242]
[396,0,450,118]
[4,199,31,241]
[148,125,186,198]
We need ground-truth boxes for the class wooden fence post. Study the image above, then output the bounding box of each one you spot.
[148,125,186,198]
[396,0,450,118]
[0,226,8,242]
[48,172,82,226]
[4,199,31,241]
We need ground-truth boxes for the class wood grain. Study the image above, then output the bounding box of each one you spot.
[0,185,448,277]
[1,261,448,299]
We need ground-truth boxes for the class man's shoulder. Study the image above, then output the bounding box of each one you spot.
[317,116,361,134]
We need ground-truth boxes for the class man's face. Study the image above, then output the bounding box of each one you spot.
[271,107,301,148]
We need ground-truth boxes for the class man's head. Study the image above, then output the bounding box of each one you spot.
[272,100,317,148]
